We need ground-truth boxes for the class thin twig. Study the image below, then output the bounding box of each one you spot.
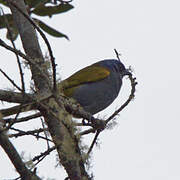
[41,117,50,149]
[9,127,52,142]
[78,128,96,136]
[0,38,51,89]
[105,74,137,124]
[33,154,46,169]
[0,39,35,63]
[59,0,73,3]
[114,48,121,61]
[4,104,26,130]
[7,0,57,91]
[4,112,42,124]
[0,129,41,180]
[87,130,101,155]
[0,7,25,92]
[74,122,92,126]
[32,146,56,162]
[0,68,23,92]
[86,72,137,154]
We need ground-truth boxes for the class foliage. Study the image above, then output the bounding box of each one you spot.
[0,0,73,40]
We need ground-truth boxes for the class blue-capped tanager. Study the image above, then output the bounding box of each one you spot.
[62,59,131,115]
[0,59,131,117]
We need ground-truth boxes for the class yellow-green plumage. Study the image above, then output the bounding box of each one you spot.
[0,59,130,117]
[62,63,110,97]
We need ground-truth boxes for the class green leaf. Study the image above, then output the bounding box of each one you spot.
[25,0,50,8]
[0,13,18,40]
[32,4,74,17]
[0,0,8,7]
[34,19,69,40]
[0,14,14,29]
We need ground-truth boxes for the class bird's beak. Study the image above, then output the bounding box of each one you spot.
[122,69,132,76]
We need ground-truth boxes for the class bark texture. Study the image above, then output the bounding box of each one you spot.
[1,0,91,179]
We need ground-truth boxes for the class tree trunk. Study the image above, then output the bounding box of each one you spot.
[6,0,91,179]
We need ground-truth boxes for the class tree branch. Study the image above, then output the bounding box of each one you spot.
[6,1,91,179]
[0,89,31,103]
[0,130,41,180]
[1,7,26,92]
[4,112,42,124]
[7,0,57,91]
[106,74,137,124]
[7,0,51,92]
[0,68,23,92]
[9,127,52,142]
[32,146,56,164]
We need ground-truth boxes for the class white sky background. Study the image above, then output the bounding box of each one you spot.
[1,0,180,179]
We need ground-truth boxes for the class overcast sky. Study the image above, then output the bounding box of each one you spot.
[1,0,180,179]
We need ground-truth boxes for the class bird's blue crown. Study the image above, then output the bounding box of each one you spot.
[96,59,128,75]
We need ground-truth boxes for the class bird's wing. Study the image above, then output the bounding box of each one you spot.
[62,64,110,89]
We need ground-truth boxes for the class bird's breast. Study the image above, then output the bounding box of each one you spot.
[71,73,122,115]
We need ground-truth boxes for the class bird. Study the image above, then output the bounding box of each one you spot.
[61,59,131,115]
[0,59,131,117]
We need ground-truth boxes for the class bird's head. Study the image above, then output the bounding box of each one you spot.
[97,59,131,78]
